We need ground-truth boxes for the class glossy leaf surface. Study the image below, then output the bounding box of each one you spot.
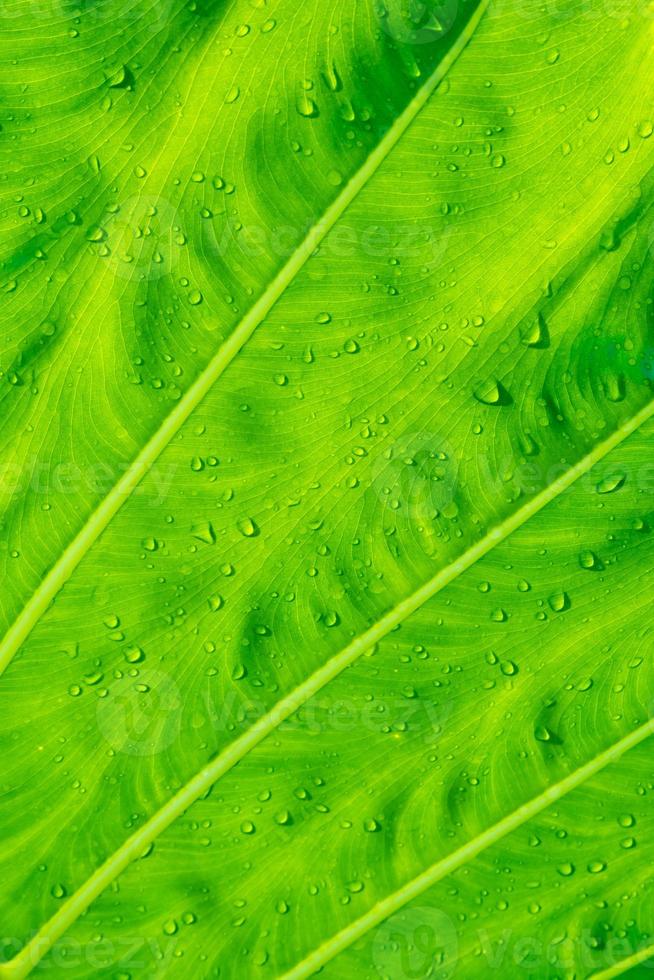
[1,1,653,978]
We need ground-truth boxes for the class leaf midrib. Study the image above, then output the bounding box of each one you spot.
[0,0,491,678]
[591,942,654,979]
[281,718,654,980]
[5,394,654,980]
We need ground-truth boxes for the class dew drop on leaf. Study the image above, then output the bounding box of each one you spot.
[579,550,600,570]
[473,380,511,406]
[548,592,570,613]
[192,522,216,545]
[237,517,259,538]
[596,473,625,494]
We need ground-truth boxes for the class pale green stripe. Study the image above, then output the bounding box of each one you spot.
[2,385,653,979]
[281,719,654,979]
[592,944,654,979]
[0,0,491,679]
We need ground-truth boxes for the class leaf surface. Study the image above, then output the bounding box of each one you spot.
[1,1,654,978]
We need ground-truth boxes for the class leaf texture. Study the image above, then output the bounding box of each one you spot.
[1,0,654,978]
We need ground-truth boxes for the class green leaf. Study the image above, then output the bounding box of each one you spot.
[1,1,653,978]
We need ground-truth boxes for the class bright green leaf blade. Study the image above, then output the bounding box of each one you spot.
[22,417,654,979]
[1,0,654,978]
[0,0,484,644]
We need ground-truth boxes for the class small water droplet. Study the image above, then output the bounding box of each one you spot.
[237,517,259,538]
[596,473,625,494]
[192,522,216,545]
[548,592,570,613]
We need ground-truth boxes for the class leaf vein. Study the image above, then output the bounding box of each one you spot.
[0,0,490,678]
[4,390,654,980]
[281,719,654,979]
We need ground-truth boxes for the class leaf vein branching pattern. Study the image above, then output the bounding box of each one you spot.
[0,0,490,678]
[3,395,654,980]
[280,720,654,980]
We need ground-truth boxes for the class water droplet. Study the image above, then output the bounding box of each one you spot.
[596,473,625,494]
[548,592,570,613]
[520,313,549,348]
[473,380,511,406]
[297,93,319,118]
[124,646,145,664]
[192,522,216,545]
[579,549,600,570]
[237,517,259,538]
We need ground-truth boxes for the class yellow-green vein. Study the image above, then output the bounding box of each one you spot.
[281,719,654,979]
[591,944,654,979]
[0,0,490,678]
[2,392,653,980]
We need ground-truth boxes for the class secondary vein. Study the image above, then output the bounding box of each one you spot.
[281,718,654,979]
[4,391,654,980]
[591,945,654,979]
[0,0,491,678]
